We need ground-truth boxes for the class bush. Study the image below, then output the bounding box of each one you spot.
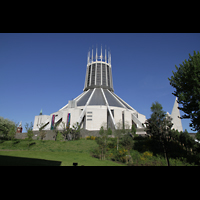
[86,136,96,140]
[120,134,134,154]
[56,131,63,141]
[109,148,128,163]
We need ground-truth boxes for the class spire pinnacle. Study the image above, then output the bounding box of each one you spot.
[100,44,103,61]
[105,45,107,63]
[96,45,98,61]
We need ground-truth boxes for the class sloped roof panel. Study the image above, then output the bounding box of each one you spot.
[103,89,124,108]
[89,88,106,106]
[77,89,93,106]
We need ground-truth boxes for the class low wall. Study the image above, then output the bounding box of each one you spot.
[15,129,100,140]
[15,130,56,141]
[15,128,147,141]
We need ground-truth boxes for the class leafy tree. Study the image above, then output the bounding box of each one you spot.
[168,51,200,132]
[7,125,17,141]
[0,117,16,139]
[120,134,134,156]
[179,129,195,152]
[113,121,123,151]
[58,122,68,141]
[25,122,34,148]
[145,102,173,166]
[96,126,111,160]
[71,122,81,140]
[96,127,106,160]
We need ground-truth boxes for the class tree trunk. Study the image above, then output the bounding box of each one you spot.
[162,139,170,166]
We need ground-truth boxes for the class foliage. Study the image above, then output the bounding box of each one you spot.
[56,131,63,141]
[140,151,153,161]
[0,117,17,139]
[86,136,96,140]
[120,134,134,155]
[25,122,34,140]
[107,128,112,135]
[113,120,124,150]
[195,132,200,141]
[71,122,81,140]
[145,102,173,166]
[25,122,34,148]
[145,102,173,139]
[7,125,17,141]
[112,148,128,163]
[0,135,198,166]
[131,124,136,135]
[168,51,200,132]
[58,122,81,141]
[94,126,111,160]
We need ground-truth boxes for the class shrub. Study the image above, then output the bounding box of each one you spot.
[120,134,134,155]
[86,136,96,140]
[140,151,153,161]
[56,131,63,141]
[111,148,128,163]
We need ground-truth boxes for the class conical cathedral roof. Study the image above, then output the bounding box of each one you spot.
[60,88,135,111]
[60,46,136,112]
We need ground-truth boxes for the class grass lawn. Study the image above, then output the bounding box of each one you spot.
[0,139,125,166]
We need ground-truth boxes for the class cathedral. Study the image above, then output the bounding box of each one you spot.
[33,46,182,133]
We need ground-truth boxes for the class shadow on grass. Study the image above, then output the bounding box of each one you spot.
[0,155,62,166]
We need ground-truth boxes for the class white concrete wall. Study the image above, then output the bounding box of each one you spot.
[33,106,147,132]
[85,106,107,130]
[112,107,123,126]
[124,110,132,129]
[137,113,146,124]
[33,115,51,131]
[68,108,82,128]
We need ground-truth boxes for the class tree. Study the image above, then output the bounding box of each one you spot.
[25,122,34,148]
[168,51,200,132]
[113,121,123,151]
[196,132,200,141]
[145,102,173,166]
[58,122,68,141]
[0,117,16,139]
[7,125,17,141]
[120,134,134,156]
[72,122,81,140]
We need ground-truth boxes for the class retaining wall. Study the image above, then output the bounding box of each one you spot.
[15,128,147,141]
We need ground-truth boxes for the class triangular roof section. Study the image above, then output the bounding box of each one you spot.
[171,97,183,132]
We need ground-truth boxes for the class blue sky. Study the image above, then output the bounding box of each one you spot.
[0,33,199,133]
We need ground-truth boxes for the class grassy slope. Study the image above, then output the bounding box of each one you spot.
[0,139,124,166]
